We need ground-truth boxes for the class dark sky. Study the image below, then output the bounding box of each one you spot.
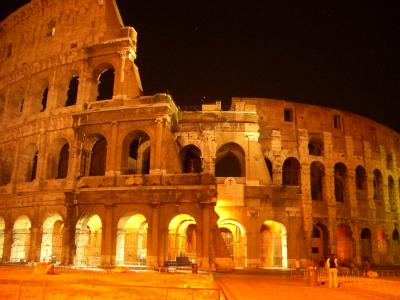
[1,1,399,131]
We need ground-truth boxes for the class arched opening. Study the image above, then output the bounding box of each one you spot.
[10,88,25,118]
[74,215,102,266]
[10,216,31,262]
[373,169,383,201]
[392,229,399,264]
[40,214,64,263]
[259,220,288,268]
[57,144,69,179]
[388,176,396,210]
[180,145,202,173]
[0,148,13,186]
[310,161,324,201]
[97,68,115,101]
[336,225,353,263]
[282,157,300,185]
[0,95,5,119]
[360,228,372,262]
[89,137,107,176]
[0,217,4,260]
[264,158,273,181]
[18,144,39,183]
[65,76,79,106]
[311,224,329,262]
[334,163,347,202]
[116,214,148,266]
[40,86,49,112]
[215,143,245,177]
[355,166,367,201]
[168,214,197,263]
[377,228,388,264]
[218,219,247,268]
[123,131,151,175]
[308,137,323,156]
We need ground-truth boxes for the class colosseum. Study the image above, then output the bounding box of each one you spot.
[0,0,399,271]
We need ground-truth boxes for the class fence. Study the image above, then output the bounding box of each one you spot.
[0,281,221,300]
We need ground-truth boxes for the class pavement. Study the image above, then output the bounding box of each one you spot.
[213,269,400,300]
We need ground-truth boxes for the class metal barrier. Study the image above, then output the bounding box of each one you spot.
[0,281,221,300]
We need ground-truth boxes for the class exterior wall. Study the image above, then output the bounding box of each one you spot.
[0,1,399,270]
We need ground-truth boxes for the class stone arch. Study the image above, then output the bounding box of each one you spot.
[282,157,300,186]
[215,143,245,177]
[0,147,14,186]
[10,215,31,262]
[259,220,288,268]
[168,214,197,263]
[74,214,102,266]
[355,166,367,201]
[311,223,329,262]
[360,228,372,262]
[308,136,323,156]
[116,214,148,265]
[377,227,388,264]
[217,219,247,268]
[373,169,383,201]
[0,217,4,260]
[40,214,64,263]
[264,157,273,182]
[122,130,151,175]
[180,144,202,173]
[0,94,5,119]
[65,74,79,106]
[9,87,25,118]
[88,136,107,176]
[336,224,353,263]
[392,229,399,264]
[310,161,324,201]
[47,138,70,179]
[388,176,396,210]
[17,143,39,183]
[95,65,115,101]
[334,162,347,203]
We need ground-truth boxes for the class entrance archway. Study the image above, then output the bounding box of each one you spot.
[10,216,31,262]
[116,214,148,265]
[377,228,388,264]
[168,214,197,263]
[0,217,4,260]
[40,214,64,263]
[311,224,328,262]
[259,220,288,268]
[336,225,353,263]
[74,215,102,266]
[218,219,247,268]
[360,228,372,262]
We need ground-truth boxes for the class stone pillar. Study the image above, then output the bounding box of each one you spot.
[106,121,119,176]
[38,130,48,181]
[148,203,160,267]
[62,198,76,265]
[29,226,40,262]
[352,223,361,265]
[246,210,260,268]
[101,204,115,267]
[10,141,20,191]
[3,223,12,261]
[200,203,211,270]
[151,118,163,175]
[300,163,312,259]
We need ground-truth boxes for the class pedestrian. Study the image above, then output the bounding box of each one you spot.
[326,253,339,288]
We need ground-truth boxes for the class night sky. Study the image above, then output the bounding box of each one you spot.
[1,1,399,131]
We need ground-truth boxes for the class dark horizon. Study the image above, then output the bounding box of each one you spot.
[1,1,399,131]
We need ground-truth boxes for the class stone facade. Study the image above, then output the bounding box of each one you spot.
[0,0,399,270]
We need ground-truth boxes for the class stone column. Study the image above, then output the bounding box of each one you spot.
[38,130,48,181]
[151,118,163,175]
[10,141,21,192]
[101,204,115,267]
[3,223,12,261]
[106,121,119,176]
[200,203,211,270]
[29,226,40,262]
[148,203,160,267]
[62,198,76,265]
[246,210,260,268]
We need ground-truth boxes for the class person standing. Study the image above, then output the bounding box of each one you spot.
[326,254,339,288]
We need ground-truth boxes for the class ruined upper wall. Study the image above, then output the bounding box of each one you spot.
[0,0,130,84]
[233,97,400,158]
